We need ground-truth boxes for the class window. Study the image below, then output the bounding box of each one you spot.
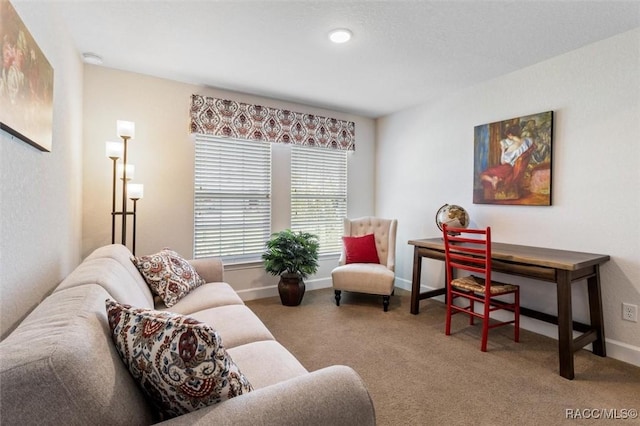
[193,135,271,262]
[291,146,347,255]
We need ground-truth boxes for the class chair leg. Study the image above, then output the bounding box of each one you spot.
[334,290,341,306]
[481,299,490,352]
[383,295,390,312]
[469,294,475,325]
[514,290,520,343]
[445,288,453,336]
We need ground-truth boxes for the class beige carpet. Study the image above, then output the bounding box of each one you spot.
[246,288,640,426]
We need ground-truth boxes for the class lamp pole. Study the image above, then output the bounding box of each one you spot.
[127,183,143,256]
[121,135,130,245]
[110,156,117,244]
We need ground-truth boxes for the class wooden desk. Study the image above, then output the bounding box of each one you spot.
[408,238,610,380]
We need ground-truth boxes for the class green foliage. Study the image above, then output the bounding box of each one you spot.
[262,229,319,279]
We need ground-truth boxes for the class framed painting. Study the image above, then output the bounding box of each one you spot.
[0,0,54,152]
[473,111,553,206]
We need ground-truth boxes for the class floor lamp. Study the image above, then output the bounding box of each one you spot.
[106,120,143,255]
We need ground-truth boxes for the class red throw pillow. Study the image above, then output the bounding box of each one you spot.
[343,233,380,264]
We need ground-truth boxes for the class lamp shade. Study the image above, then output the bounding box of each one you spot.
[128,183,144,200]
[117,163,135,180]
[117,120,135,138]
[105,141,124,159]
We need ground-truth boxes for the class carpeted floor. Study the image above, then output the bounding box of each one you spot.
[246,288,640,426]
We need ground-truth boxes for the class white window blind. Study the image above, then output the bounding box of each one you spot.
[291,146,347,255]
[194,135,271,262]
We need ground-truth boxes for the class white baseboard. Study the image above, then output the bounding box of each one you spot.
[236,285,278,301]
[605,338,640,367]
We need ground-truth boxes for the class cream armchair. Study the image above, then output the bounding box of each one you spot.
[331,217,398,311]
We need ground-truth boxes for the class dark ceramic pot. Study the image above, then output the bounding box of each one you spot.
[278,273,305,306]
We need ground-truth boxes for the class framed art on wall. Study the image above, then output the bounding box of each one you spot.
[473,111,553,206]
[0,0,54,152]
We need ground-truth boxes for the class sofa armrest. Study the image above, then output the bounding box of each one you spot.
[188,257,224,283]
[157,365,375,426]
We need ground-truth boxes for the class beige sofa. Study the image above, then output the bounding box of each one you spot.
[0,244,375,425]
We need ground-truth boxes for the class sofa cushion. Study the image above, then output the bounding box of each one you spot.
[106,299,253,419]
[132,248,205,307]
[0,285,154,426]
[343,233,380,264]
[227,340,308,389]
[189,304,275,349]
[86,243,155,306]
[157,282,244,314]
[54,257,154,309]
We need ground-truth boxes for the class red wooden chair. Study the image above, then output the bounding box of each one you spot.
[442,224,520,351]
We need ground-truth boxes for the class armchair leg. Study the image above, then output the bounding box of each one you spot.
[383,295,390,312]
[334,290,342,306]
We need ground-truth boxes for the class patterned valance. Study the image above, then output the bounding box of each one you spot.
[190,94,355,151]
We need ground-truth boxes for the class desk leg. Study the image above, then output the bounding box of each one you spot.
[557,270,575,380]
[588,265,606,357]
[410,247,422,315]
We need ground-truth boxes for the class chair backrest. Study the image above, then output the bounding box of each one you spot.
[340,216,398,271]
[442,225,492,290]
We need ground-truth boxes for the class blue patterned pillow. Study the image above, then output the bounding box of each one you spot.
[105,299,252,419]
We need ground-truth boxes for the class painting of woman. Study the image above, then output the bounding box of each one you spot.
[473,111,553,206]
[480,125,533,190]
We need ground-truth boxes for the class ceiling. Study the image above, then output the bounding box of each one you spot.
[28,1,640,118]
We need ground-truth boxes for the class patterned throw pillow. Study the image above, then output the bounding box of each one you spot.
[105,299,253,419]
[132,249,205,307]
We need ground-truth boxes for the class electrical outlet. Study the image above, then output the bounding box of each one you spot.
[622,303,638,322]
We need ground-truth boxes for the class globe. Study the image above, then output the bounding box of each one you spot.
[435,204,470,233]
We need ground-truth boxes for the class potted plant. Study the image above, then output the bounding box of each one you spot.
[262,229,319,306]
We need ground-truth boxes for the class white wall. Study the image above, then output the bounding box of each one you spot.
[82,66,376,299]
[376,29,640,364]
[0,3,84,338]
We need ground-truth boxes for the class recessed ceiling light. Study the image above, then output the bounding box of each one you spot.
[82,52,103,65]
[328,28,352,44]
